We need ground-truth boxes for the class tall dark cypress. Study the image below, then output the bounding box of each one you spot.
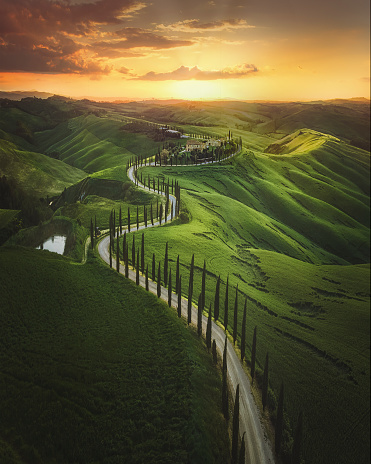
[127,207,131,232]
[241,297,247,361]
[233,284,238,343]
[231,384,240,464]
[150,202,154,226]
[141,233,145,273]
[152,253,156,281]
[144,205,147,227]
[109,238,112,268]
[145,264,149,291]
[187,254,195,325]
[197,293,202,336]
[175,255,180,293]
[292,412,303,464]
[119,206,122,235]
[206,304,212,350]
[164,242,168,287]
[125,243,129,278]
[177,275,182,318]
[122,231,126,261]
[132,235,135,268]
[157,262,161,298]
[275,383,284,455]
[212,340,217,364]
[168,269,172,307]
[224,276,229,330]
[262,353,269,411]
[159,203,163,225]
[251,326,257,383]
[136,249,140,285]
[116,231,120,272]
[214,275,220,321]
[238,433,246,464]
[222,335,229,420]
[136,206,139,230]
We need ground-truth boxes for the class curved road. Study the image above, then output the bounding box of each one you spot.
[97,150,275,464]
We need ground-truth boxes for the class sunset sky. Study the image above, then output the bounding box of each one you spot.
[0,0,369,100]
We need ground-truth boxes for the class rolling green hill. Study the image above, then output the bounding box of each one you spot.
[0,247,229,464]
[134,129,370,464]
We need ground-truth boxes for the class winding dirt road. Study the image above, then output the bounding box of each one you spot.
[97,152,275,464]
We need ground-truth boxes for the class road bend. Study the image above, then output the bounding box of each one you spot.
[97,151,275,464]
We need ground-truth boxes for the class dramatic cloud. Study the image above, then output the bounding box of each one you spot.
[157,18,254,32]
[134,64,258,81]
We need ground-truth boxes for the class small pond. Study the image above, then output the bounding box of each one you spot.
[37,235,66,255]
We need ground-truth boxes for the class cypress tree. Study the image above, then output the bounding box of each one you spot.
[157,262,161,298]
[136,249,140,285]
[187,254,195,325]
[262,353,269,411]
[159,203,163,225]
[136,206,139,230]
[206,304,212,350]
[152,253,156,281]
[90,218,94,249]
[241,297,247,361]
[132,235,135,268]
[109,238,112,268]
[233,284,238,344]
[212,340,217,364]
[168,269,172,307]
[222,335,229,420]
[119,206,122,235]
[156,198,159,218]
[145,264,149,291]
[144,205,147,227]
[214,275,220,321]
[275,383,284,455]
[251,326,257,383]
[141,233,145,273]
[224,276,229,330]
[150,202,154,225]
[197,293,202,336]
[164,242,168,287]
[177,275,182,318]
[238,433,246,464]
[127,207,131,232]
[122,231,126,261]
[201,260,206,310]
[175,254,180,294]
[94,215,97,238]
[116,231,120,272]
[125,243,129,278]
[231,384,240,464]
[292,412,303,464]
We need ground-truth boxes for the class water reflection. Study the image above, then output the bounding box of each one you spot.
[37,235,66,255]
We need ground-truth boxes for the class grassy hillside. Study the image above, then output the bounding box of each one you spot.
[134,130,370,464]
[0,246,229,464]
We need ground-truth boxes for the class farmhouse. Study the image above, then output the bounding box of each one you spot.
[186,139,206,151]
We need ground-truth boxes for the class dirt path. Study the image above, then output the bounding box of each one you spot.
[97,149,275,464]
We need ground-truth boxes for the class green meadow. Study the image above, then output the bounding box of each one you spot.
[0,247,229,464]
[0,96,369,464]
[134,129,370,464]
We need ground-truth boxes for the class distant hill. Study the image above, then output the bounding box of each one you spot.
[0,90,54,100]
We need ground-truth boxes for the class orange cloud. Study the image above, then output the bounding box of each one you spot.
[157,18,254,32]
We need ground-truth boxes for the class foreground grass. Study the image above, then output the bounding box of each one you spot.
[0,247,229,464]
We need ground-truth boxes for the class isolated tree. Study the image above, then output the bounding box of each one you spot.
[168,269,172,307]
[187,254,195,325]
[164,242,168,287]
[152,253,156,281]
[90,218,94,249]
[141,233,145,273]
[238,433,246,464]
[233,284,238,343]
[251,326,257,383]
[116,231,120,273]
[212,339,217,364]
[275,383,284,455]
[214,275,220,321]
[145,264,149,291]
[197,293,202,336]
[127,207,131,232]
[132,235,135,268]
[136,249,140,285]
[262,353,269,411]
[157,261,161,298]
[292,412,303,464]
[224,276,229,330]
[231,384,240,464]
[222,335,229,420]
[206,304,212,350]
[241,297,247,361]
[175,254,180,293]
[177,275,182,318]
